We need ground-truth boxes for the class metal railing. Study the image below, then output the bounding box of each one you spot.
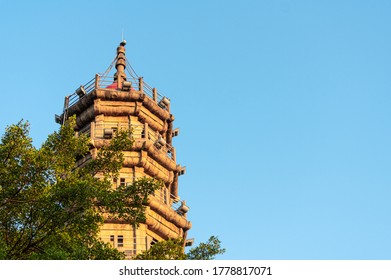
[152,187,189,215]
[83,77,96,95]
[94,122,132,139]
[93,122,175,160]
[66,77,95,108]
[100,234,150,256]
[65,74,168,110]
[124,176,189,215]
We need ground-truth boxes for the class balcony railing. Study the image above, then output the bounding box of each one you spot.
[92,122,175,160]
[152,187,189,216]
[119,175,189,215]
[66,74,168,110]
[100,234,150,257]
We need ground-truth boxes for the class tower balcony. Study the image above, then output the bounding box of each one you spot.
[147,185,191,239]
[150,184,190,217]
[61,74,170,117]
[57,74,175,141]
[90,122,176,162]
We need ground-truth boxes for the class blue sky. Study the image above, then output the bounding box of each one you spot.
[1,0,391,259]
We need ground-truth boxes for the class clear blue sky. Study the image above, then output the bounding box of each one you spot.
[1,0,391,260]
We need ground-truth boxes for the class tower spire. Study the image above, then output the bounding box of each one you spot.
[114,40,127,89]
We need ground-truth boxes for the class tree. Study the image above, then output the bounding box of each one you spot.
[133,238,186,260]
[186,236,226,260]
[0,117,160,259]
[135,236,225,260]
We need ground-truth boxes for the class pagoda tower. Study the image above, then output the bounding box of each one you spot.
[56,41,191,258]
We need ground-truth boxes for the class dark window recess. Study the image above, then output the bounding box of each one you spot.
[151,238,158,247]
[103,128,113,139]
[118,235,124,247]
[120,178,126,186]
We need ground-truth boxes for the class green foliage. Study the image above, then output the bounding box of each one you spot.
[0,116,160,259]
[134,238,186,260]
[135,236,225,260]
[186,236,226,260]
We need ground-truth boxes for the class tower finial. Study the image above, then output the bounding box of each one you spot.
[114,40,127,89]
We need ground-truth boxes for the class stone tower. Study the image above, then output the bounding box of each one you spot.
[56,41,191,258]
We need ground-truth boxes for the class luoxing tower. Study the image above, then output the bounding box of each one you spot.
[56,41,191,258]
